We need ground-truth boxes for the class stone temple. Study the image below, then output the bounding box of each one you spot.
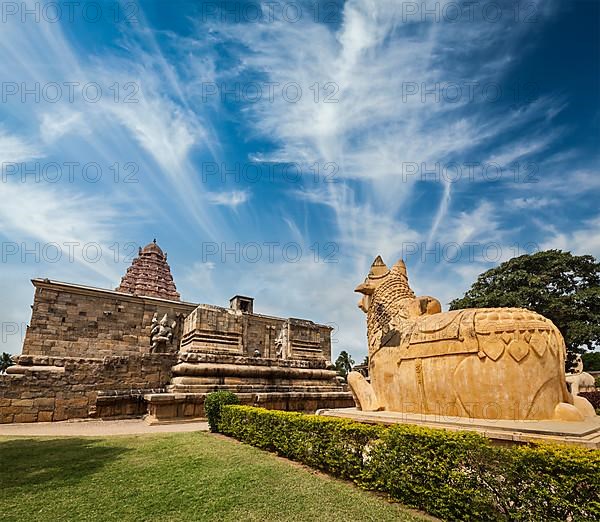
[0,241,353,424]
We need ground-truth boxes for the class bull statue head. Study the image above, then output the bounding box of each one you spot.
[354,255,391,313]
[355,256,441,319]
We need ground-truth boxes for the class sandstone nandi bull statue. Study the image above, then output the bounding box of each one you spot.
[348,256,596,421]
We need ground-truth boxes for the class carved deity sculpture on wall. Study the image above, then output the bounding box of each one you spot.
[150,313,178,354]
[348,256,597,422]
[275,324,289,359]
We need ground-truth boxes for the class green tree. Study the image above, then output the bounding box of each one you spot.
[582,351,600,371]
[0,352,14,373]
[450,250,600,369]
[334,350,355,380]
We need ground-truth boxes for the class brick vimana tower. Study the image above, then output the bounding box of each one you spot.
[116,239,181,301]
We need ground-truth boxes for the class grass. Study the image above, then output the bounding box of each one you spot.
[0,432,430,522]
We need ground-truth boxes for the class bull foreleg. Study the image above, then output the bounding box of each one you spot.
[347,371,383,411]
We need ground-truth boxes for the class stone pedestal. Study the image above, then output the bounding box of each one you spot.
[317,407,600,448]
[169,352,345,390]
[143,352,354,424]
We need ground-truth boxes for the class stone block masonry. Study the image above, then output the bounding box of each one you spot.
[22,279,196,358]
[0,354,176,423]
[181,305,333,360]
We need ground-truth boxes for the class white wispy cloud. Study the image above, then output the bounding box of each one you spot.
[541,216,600,260]
[177,0,574,358]
[39,109,87,143]
[206,190,251,207]
[0,0,592,363]
[0,5,235,243]
[0,130,40,163]
[204,0,567,234]
[0,180,123,282]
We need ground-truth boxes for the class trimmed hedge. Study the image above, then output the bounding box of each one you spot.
[204,391,239,432]
[365,425,600,521]
[219,406,600,522]
[219,405,383,480]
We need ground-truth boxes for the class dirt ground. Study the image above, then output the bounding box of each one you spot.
[0,418,209,437]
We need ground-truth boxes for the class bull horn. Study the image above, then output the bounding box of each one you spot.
[368,255,389,279]
[392,258,408,277]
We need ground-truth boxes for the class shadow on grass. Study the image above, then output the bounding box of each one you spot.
[0,438,131,490]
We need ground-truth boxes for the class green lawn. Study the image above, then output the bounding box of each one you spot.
[0,432,430,522]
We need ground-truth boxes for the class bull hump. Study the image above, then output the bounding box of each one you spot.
[408,310,465,345]
[414,310,464,333]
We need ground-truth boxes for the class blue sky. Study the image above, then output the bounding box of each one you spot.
[1,0,599,359]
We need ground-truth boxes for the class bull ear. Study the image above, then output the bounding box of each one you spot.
[368,255,388,278]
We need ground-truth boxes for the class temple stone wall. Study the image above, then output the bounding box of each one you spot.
[244,313,283,358]
[181,305,332,361]
[0,354,176,423]
[22,279,196,358]
[2,269,345,424]
[289,319,332,360]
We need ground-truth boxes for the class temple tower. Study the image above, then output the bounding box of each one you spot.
[116,239,181,301]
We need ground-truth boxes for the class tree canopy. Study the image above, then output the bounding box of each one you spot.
[0,352,14,373]
[334,350,355,380]
[449,250,600,367]
[582,351,600,371]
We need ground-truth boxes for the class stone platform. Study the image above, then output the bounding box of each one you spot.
[317,408,600,448]
[145,391,353,424]
[140,352,354,424]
